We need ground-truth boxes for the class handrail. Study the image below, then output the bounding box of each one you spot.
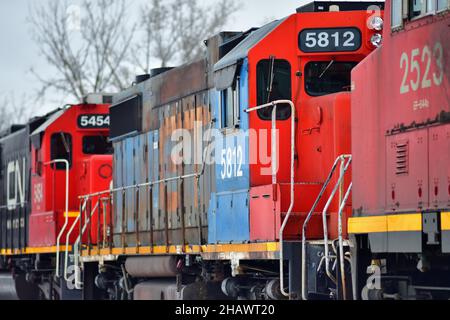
[73,120,214,288]
[102,198,108,248]
[322,156,352,285]
[74,200,100,289]
[301,155,351,300]
[245,99,296,298]
[77,121,214,201]
[44,159,70,278]
[338,182,352,300]
[63,198,88,281]
[0,202,27,210]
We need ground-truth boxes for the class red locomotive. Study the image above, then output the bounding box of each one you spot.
[0,94,112,299]
[349,0,450,299]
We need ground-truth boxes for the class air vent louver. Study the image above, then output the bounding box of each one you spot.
[395,141,409,175]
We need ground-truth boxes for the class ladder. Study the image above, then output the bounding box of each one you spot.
[301,155,353,300]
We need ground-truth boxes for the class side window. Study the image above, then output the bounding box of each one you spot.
[83,136,113,155]
[257,59,292,121]
[437,0,449,11]
[392,0,449,30]
[409,0,424,18]
[391,0,403,29]
[220,78,240,129]
[34,149,43,176]
[51,133,72,170]
[426,0,436,12]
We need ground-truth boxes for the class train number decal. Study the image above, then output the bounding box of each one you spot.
[220,146,244,179]
[77,114,110,129]
[299,27,361,52]
[400,42,444,94]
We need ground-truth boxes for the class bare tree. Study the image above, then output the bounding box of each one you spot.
[134,0,239,72]
[0,93,33,132]
[28,0,136,103]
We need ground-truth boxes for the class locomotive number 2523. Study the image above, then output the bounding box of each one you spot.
[399,42,444,94]
[78,114,110,129]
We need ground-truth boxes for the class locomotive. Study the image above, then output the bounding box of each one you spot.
[0,95,113,299]
[73,1,384,300]
[0,0,448,301]
[349,0,450,300]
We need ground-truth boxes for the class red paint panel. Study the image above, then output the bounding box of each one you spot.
[352,2,449,218]
[429,124,450,209]
[250,185,281,241]
[279,184,326,240]
[386,130,429,212]
[29,212,56,247]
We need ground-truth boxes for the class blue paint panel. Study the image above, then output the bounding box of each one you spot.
[136,135,145,185]
[113,141,123,234]
[209,190,250,244]
[147,131,160,213]
[214,59,250,193]
[125,138,135,232]
[208,59,251,244]
[207,193,217,242]
[239,59,250,130]
[147,132,154,182]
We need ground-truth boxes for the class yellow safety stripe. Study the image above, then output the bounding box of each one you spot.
[348,213,422,234]
[82,242,280,257]
[0,246,72,256]
[348,215,387,234]
[64,211,80,218]
[441,212,450,231]
[387,214,422,232]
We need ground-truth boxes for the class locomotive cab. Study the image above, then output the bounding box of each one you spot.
[210,2,384,244]
[29,96,112,248]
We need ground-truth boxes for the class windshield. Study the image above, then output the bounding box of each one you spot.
[305,61,357,96]
[83,136,113,155]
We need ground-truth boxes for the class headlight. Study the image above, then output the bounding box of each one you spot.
[369,16,384,31]
[371,33,383,48]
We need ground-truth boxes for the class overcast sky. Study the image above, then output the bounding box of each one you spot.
[0,0,309,115]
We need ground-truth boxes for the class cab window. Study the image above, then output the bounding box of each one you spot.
[51,132,72,169]
[391,0,403,28]
[256,59,292,121]
[437,0,449,10]
[410,0,424,17]
[393,0,449,30]
[220,80,240,129]
[304,61,357,97]
[83,136,113,155]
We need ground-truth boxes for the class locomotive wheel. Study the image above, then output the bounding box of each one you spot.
[14,273,42,300]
